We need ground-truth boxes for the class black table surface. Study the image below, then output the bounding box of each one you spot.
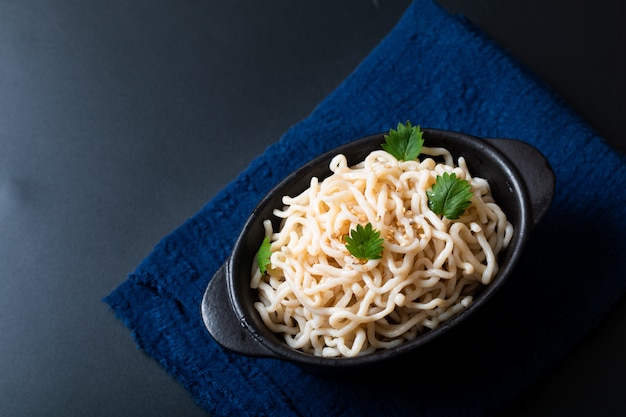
[1,1,624,416]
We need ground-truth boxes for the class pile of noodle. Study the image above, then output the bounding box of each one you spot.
[250,146,513,358]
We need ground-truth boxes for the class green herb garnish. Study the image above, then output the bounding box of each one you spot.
[381,120,424,161]
[345,223,385,261]
[426,172,473,220]
[257,236,272,274]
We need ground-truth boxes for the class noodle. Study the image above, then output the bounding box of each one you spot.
[250,146,514,357]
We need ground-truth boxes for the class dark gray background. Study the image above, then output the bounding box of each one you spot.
[1,1,624,416]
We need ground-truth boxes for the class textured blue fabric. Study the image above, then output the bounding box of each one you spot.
[105,1,626,416]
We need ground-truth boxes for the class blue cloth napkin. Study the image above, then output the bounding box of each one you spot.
[105,0,626,415]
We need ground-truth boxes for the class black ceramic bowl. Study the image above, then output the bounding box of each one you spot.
[201,128,554,371]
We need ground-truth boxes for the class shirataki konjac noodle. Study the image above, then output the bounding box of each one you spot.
[250,130,513,358]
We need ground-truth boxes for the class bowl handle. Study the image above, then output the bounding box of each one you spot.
[201,262,276,358]
[484,138,555,225]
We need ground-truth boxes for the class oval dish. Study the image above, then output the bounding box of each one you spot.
[201,128,555,371]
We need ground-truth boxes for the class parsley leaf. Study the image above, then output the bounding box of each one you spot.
[426,172,473,220]
[381,121,424,161]
[257,236,272,274]
[345,223,385,261]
